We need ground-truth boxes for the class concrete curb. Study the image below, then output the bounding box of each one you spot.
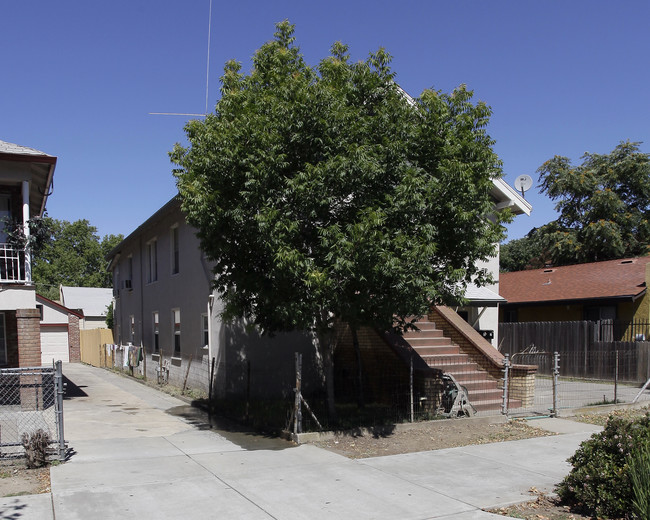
[283,413,508,444]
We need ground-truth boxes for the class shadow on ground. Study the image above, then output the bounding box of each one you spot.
[166,404,295,451]
[62,376,88,399]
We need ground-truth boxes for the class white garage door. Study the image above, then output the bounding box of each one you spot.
[41,326,69,365]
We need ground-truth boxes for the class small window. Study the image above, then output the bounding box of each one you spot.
[171,226,180,275]
[36,304,44,321]
[152,312,159,353]
[172,309,181,357]
[147,239,158,283]
[202,314,209,349]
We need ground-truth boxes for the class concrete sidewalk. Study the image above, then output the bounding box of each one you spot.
[0,364,602,520]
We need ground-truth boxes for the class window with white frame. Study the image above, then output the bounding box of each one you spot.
[171,225,180,275]
[0,313,6,365]
[172,309,181,357]
[147,239,158,283]
[202,313,209,349]
[153,311,159,353]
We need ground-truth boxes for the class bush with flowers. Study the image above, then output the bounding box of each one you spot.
[556,412,650,518]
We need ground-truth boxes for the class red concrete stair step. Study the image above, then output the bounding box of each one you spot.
[407,336,453,347]
[402,319,515,412]
[411,345,461,356]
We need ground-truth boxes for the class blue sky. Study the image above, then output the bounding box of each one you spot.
[3,1,649,243]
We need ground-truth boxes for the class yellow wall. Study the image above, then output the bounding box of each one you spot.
[501,294,649,323]
[513,304,583,322]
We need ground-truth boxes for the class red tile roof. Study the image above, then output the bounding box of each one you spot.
[500,257,650,304]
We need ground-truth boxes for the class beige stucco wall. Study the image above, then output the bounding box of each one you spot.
[0,286,36,310]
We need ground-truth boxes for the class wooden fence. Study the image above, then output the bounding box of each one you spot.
[499,320,650,383]
[80,328,115,368]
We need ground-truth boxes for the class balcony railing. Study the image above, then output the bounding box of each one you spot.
[0,244,27,283]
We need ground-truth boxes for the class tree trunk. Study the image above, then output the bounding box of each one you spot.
[351,325,365,408]
[316,327,338,425]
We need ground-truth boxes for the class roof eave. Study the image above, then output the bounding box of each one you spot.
[501,293,643,307]
[491,178,532,216]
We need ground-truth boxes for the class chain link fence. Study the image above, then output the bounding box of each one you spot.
[503,350,650,417]
[92,342,650,433]
[0,361,65,461]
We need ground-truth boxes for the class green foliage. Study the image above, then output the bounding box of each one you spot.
[629,441,650,520]
[537,141,650,266]
[33,218,123,300]
[105,303,114,330]
[499,228,548,272]
[557,412,650,518]
[1,215,51,258]
[172,21,506,340]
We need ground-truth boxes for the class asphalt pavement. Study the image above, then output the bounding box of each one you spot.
[0,363,603,520]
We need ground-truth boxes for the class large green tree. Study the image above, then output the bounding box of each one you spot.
[33,218,122,300]
[500,228,548,272]
[536,141,650,266]
[171,22,508,415]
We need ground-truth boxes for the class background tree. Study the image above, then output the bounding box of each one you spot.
[499,228,548,272]
[536,141,650,266]
[33,218,122,300]
[171,22,508,417]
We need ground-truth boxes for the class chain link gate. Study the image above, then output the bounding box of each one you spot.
[0,360,65,461]
[502,351,560,417]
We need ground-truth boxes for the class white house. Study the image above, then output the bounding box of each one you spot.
[36,294,82,365]
[60,286,113,329]
[0,140,56,368]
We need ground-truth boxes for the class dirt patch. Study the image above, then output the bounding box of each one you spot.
[0,460,51,498]
[489,490,593,520]
[573,404,650,427]
[308,417,556,459]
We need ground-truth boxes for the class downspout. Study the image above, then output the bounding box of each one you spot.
[139,236,144,351]
[22,180,31,283]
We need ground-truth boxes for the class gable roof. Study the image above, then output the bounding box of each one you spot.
[500,257,650,305]
[60,286,113,317]
[0,139,57,216]
[36,294,83,318]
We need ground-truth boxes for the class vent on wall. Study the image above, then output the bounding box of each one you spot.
[123,279,132,290]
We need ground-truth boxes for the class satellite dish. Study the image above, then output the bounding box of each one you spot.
[514,175,533,198]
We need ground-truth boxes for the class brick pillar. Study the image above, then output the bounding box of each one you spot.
[5,311,19,367]
[68,314,81,363]
[17,309,41,367]
[17,308,42,410]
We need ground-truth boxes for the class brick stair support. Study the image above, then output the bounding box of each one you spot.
[404,320,507,412]
[424,306,537,411]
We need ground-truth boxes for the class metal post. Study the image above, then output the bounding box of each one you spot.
[209,357,215,401]
[552,352,560,417]
[34,374,39,411]
[54,361,66,461]
[409,354,414,423]
[614,350,619,404]
[293,353,302,437]
[501,354,510,415]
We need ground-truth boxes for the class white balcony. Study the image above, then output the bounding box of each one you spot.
[0,244,27,284]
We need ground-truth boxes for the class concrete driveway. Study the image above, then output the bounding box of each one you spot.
[0,363,601,520]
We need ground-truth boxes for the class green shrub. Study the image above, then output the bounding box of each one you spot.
[629,441,650,520]
[556,412,650,518]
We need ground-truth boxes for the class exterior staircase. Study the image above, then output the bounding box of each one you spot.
[404,319,513,412]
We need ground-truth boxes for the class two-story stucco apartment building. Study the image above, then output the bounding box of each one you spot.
[107,178,530,402]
